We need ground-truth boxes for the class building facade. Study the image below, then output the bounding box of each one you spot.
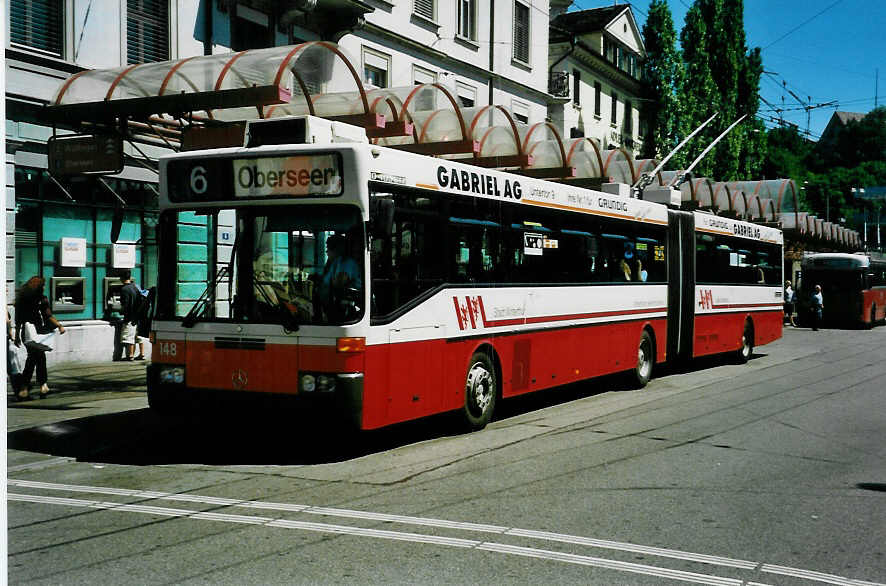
[547,4,645,156]
[5,0,551,363]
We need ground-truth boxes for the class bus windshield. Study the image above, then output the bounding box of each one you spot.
[159,205,365,327]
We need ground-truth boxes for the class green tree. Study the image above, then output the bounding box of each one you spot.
[738,47,765,178]
[680,0,764,181]
[680,2,720,178]
[640,0,687,167]
[762,126,812,180]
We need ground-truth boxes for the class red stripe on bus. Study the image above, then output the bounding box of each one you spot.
[522,306,667,326]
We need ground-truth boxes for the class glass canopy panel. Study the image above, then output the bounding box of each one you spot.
[526,140,565,169]
[746,195,762,219]
[633,159,662,185]
[365,89,406,123]
[731,191,747,217]
[758,198,776,221]
[692,178,714,209]
[463,106,516,139]
[564,138,603,178]
[601,148,635,184]
[477,126,520,158]
[711,183,732,212]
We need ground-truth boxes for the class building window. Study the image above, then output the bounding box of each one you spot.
[572,69,581,106]
[512,1,530,64]
[458,0,476,40]
[456,82,476,108]
[363,47,391,88]
[127,0,169,64]
[413,65,437,86]
[625,100,633,135]
[10,0,63,57]
[512,100,529,124]
[231,4,270,51]
[594,82,602,117]
[611,92,618,125]
[414,0,435,21]
[603,37,615,63]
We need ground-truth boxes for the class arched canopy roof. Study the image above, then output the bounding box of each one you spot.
[564,138,604,179]
[745,194,763,220]
[633,159,664,186]
[758,198,776,222]
[601,148,636,184]
[730,190,748,218]
[711,182,732,213]
[53,42,370,123]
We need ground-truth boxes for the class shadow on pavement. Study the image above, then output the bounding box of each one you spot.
[7,353,755,466]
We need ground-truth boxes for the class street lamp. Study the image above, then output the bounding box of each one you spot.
[851,187,866,248]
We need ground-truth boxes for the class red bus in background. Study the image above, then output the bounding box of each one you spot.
[798,252,886,328]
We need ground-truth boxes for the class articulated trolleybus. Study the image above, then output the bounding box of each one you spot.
[148,115,783,430]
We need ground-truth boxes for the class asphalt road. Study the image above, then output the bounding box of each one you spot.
[7,325,886,585]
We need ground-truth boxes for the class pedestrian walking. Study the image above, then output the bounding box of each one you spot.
[810,284,824,331]
[784,280,797,327]
[7,309,27,399]
[13,276,66,400]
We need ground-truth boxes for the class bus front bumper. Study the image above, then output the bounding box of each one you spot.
[147,364,364,428]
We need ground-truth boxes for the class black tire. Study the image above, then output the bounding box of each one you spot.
[630,331,654,389]
[735,321,753,364]
[461,352,497,431]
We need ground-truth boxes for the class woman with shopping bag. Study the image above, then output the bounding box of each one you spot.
[7,309,27,398]
[13,277,66,400]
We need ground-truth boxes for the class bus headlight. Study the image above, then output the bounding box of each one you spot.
[160,366,185,384]
[300,374,316,393]
[299,373,337,393]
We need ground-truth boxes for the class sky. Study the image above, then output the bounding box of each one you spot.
[571,0,885,141]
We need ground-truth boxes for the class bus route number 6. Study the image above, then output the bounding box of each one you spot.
[190,165,208,195]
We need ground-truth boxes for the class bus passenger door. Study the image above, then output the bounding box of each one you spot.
[666,210,695,363]
[387,325,445,422]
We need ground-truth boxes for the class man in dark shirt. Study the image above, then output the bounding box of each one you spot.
[119,270,145,360]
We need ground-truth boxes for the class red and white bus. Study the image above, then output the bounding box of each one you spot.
[147,116,783,430]
[797,252,886,328]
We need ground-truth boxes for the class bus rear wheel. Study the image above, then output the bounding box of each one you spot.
[462,352,497,431]
[630,331,654,389]
[735,321,753,364]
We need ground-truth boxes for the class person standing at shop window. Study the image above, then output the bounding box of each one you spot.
[120,270,147,360]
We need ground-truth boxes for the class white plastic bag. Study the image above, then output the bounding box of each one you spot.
[22,322,55,352]
[7,338,27,374]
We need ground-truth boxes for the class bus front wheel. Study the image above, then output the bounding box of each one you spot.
[462,352,497,431]
[630,331,654,389]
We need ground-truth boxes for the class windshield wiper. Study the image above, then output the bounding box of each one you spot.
[182,266,229,328]
[253,273,300,332]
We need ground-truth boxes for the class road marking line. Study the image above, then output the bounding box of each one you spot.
[7,493,748,586]
[8,480,881,586]
[7,457,74,473]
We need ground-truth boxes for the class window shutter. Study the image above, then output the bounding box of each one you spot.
[414,0,434,20]
[127,0,169,64]
[10,0,63,56]
[512,2,529,63]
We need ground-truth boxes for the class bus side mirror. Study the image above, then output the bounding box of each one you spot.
[111,207,124,243]
[369,198,394,238]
